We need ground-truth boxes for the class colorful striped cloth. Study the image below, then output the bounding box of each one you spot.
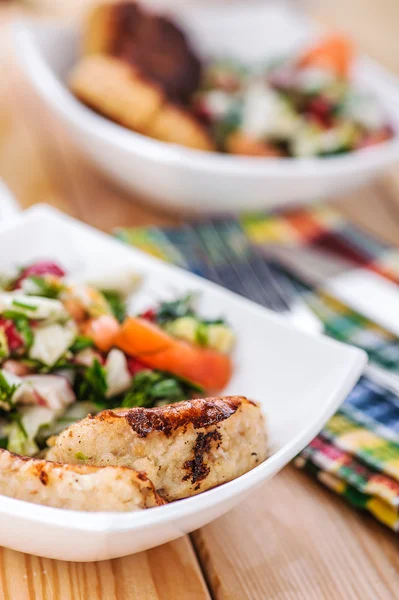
[115,205,399,531]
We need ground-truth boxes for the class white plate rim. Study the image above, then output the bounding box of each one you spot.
[0,204,367,532]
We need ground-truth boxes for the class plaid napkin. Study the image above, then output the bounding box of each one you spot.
[115,205,399,531]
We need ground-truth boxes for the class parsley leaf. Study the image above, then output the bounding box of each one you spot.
[74,451,88,461]
[3,311,33,349]
[122,370,202,408]
[78,359,107,405]
[156,294,195,325]
[26,275,63,299]
[12,299,37,311]
[101,290,126,323]
[195,322,209,346]
[155,294,227,330]
[9,411,28,438]
[69,336,94,354]
[0,371,19,408]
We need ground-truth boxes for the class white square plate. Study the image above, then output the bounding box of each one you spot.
[0,205,366,561]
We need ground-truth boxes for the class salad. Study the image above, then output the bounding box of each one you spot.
[0,261,235,456]
[193,35,394,157]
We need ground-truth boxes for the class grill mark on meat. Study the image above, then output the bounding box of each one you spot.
[183,430,222,488]
[39,469,48,486]
[105,396,243,438]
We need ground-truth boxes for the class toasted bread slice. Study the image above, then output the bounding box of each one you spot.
[0,449,165,511]
[47,396,267,501]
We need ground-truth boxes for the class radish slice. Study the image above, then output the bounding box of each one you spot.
[16,375,75,411]
[105,349,132,398]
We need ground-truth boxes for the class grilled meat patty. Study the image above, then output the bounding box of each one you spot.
[0,449,165,511]
[47,396,267,501]
[84,1,201,104]
[72,1,214,151]
[70,55,214,151]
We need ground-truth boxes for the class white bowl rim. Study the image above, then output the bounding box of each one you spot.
[13,20,399,179]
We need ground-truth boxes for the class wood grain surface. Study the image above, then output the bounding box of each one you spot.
[0,1,398,599]
[0,537,210,600]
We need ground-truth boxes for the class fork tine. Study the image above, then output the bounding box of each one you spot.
[189,218,293,312]
[192,221,272,305]
[212,219,295,311]
[212,219,298,311]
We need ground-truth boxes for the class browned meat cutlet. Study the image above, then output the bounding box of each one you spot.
[75,2,215,150]
[47,396,268,502]
[0,449,165,511]
[69,55,215,151]
[84,1,201,104]
[70,55,163,133]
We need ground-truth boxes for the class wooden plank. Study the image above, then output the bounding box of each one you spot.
[0,2,398,600]
[313,0,399,74]
[0,23,180,229]
[0,537,211,600]
[334,179,399,246]
[191,2,399,596]
[192,466,399,600]
[0,27,76,216]
[0,8,209,600]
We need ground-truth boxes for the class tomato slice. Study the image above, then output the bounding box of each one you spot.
[114,317,232,393]
[81,315,120,352]
[299,35,353,78]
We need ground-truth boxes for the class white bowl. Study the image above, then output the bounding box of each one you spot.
[0,204,365,561]
[13,4,399,214]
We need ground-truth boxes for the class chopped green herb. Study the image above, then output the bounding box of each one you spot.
[0,371,19,407]
[74,451,88,461]
[172,373,204,394]
[3,311,33,349]
[42,357,79,373]
[70,336,94,354]
[26,275,63,299]
[0,437,7,449]
[151,378,186,401]
[122,369,201,408]
[122,370,159,408]
[101,290,126,323]
[9,411,28,438]
[202,318,226,326]
[213,100,242,150]
[12,299,38,311]
[78,359,107,405]
[156,294,195,325]
[195,322,208,346]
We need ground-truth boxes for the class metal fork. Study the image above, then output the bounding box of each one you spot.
[186,219,321,333]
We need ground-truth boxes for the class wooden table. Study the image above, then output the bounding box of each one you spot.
[1,1,399,598]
